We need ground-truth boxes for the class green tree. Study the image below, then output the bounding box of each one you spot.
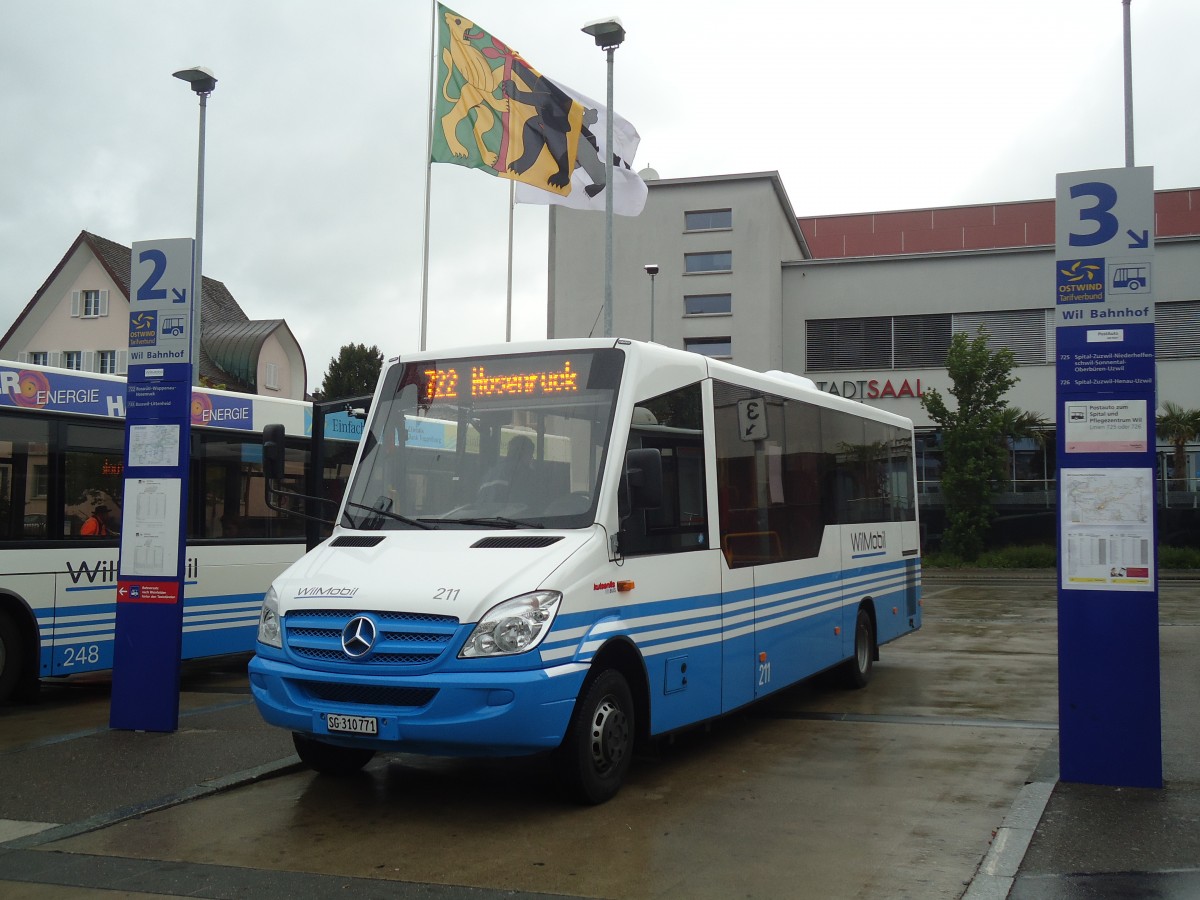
[1156,401,1200,491]
[315,343,383,402]
[920,330,1018,561]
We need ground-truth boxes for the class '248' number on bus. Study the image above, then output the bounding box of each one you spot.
[62,644,101,667]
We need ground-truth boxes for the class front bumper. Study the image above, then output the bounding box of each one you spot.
[248,654,588,757]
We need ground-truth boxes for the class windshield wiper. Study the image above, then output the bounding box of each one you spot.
[344,499,437,530]
[439,516,544,529]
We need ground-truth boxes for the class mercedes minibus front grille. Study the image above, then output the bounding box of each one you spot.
[284,609,461,667]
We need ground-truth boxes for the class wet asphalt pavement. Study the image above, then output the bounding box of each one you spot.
[0,571,1197,899]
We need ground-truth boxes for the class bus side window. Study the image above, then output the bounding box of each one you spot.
[621,384,708,557]
[0,412,53,542]
[714,382,827,567]
[63,422,125,539]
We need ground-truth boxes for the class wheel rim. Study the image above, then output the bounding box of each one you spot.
[589,694,629,774]
[856,618,871,671]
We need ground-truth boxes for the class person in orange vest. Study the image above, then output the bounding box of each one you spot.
[81,502,110,537]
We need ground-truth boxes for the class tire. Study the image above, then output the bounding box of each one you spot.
[840,606,875,689]
[0,610,20,703]
[292,732,376,775]
[559,669,635,805]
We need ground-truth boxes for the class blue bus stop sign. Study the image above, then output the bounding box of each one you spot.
[110,238,195,733]
[1054,167,1161,789]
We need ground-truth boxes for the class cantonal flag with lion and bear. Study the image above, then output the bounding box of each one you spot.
[431,4,646,216]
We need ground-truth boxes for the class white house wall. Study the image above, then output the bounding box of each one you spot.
[8,252,128,362]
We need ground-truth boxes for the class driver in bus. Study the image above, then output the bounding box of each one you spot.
[477,435,536,504]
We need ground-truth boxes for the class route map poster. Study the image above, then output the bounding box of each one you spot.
[1060,467,1154,591]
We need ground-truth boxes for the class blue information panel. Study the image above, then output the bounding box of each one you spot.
[1054,167,1161,788]
[110,238,195,733]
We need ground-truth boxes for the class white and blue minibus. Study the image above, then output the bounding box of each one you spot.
[249,339,922,802]
[0,361,362,702]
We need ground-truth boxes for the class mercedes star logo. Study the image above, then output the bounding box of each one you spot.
[341,615,377,658]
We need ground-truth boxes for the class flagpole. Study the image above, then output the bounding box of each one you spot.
[420,1,438,352]
[603,48,615,338]
[507,180,515,342]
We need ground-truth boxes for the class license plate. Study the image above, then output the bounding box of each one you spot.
[325,713,378,735]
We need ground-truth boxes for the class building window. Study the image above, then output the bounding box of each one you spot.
[265,362,280,391]
[63,351,83,370]
[895,314,952,367]
[32,464,50,499]
[684,251,732,274]
[72,290,108,318]
[28,351,48,366]
[82,290,102,317]
[952,310,1050,365]
[1156,300,1200,359]
[684,294,732,316]
[806,309,1056,373]
[684,209,732,231]
[685,337,732,358]
[806,317,893,370]
[98,351,117,374]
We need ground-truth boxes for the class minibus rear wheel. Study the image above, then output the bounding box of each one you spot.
[0,610,21,703]
[292,732,376,775]
[840,606,875,689]
[560,668,634,804]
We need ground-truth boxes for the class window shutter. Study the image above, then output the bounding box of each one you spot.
[116,350,129,374]
[82,350,96,372]
[17,351,28,363]
[1156,301,1200,359]
[49,351,62,368]
[71,292,81,317]
[99,290,110,317]
[953,310,1046,365]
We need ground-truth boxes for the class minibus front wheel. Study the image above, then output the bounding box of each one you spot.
[292,732,376,775]
[559,668,634,804]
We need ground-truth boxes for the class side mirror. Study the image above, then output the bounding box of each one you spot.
[263,423,286,482]
[624,447,663,513]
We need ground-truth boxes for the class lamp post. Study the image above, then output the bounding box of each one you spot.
[644,263,658,342]
[172,66,217,386]
[1122,0,1134,167]
[581,17,625,338]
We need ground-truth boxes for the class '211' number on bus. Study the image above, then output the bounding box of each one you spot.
[758,660,772,686]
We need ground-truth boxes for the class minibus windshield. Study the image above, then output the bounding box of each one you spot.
[342,348,625,530]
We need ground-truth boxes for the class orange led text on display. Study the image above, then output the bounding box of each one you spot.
[424,362,580,401]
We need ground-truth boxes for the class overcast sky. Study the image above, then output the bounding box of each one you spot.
[2,0,1197,393]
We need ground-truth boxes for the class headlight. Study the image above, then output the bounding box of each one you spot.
[460,590,562,658]
[257,586,282,648]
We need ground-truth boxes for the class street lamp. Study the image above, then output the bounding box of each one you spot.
[581,16,625,338]
[644,263,658,342]
[172,66,217,386]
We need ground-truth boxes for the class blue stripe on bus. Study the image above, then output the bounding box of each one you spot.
[546,558,917,662]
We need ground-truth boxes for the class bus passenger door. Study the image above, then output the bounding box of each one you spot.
[624,384,723,734]
[720,556,756,712]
